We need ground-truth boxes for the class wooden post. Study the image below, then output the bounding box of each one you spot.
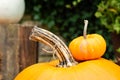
[19,26,38,71]
[0,24,38,80]
[0,24,19,80]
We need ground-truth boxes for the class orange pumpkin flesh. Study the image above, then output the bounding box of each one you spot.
[15,58,120,80]
[69,34,106,60]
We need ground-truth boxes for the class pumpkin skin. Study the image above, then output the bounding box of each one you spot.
[14,58,120,80]
[69,34,106,60]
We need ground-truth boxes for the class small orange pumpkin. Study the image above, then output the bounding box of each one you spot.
[69,20,106,60]
[14,26,120,80]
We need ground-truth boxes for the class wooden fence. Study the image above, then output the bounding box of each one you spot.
[0,24,53,80]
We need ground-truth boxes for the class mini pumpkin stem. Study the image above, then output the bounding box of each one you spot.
[83,20,88,39]
[29,26,77,67]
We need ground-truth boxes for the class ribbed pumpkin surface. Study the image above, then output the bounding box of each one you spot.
[15,58,120,80]
[69,34,106,60]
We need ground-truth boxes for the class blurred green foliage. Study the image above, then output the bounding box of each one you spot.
[95,0,120,34]
[25,0,114,59]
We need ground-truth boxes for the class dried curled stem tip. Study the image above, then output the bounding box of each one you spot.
[83,20,88,39]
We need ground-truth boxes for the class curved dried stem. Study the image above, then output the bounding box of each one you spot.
[29,26,77,67]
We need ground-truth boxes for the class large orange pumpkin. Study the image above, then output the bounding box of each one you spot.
[69,20,106,60]
[14,26,120,80]
[15,58,120,80]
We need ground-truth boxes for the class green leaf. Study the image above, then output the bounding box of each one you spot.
[77,0,82,3]
[97,1,108,11]
[65,4,71,8]
[116,48,120,53]
[95,12,102,18]
[47,20,55,28]
[100,17,107,26]
[72,1,77,6]
[56,0,64,6]
[33,5,41,12]
[69,14,80,23]
[114,16,120,34]
[33,14,40,20]
[113,24,120,34]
